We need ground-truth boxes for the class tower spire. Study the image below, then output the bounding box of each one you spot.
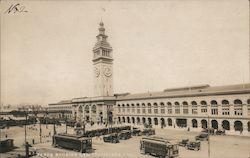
[99,21,105,35]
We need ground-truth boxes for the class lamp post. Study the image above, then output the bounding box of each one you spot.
[65,117,68,134]
[39,118,42,143]
[24,111,27,144]
[53,118,56,135]
[207,113,211,158]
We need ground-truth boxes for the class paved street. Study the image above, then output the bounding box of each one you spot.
[1,124,250,158]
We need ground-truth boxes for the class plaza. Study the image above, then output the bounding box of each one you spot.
[1,124,250,158]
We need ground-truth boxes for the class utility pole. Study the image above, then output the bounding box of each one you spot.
[24,112,27,144]
[207,114,211,158]
[53,118,57,135]
[39,120,42,143]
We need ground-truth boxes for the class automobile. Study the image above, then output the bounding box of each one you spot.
[215,129,226,135]
[195,133,208,141]
[178,139,189,147]
[202,128,215,135]
[131,128,141,136]
[186,141,200,151]
[140,128,155,136]
[103,134,119,143]
[118,130,132,140]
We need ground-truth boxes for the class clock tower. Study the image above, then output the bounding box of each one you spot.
[93,22,114,97]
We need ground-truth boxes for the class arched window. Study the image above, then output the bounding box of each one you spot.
[234,99,242,105]
[167,102,172,114]
[127,104,130,113]
[222,100,230,115]
[182,101,188,105]
[153,103,158,114]
[211,100,218,105]
[191,101,198,114]
[174,102,180,106]
[142,103,146,114]
[117,104,121,113]
[200,100,207,113]
[211,100,218,115]
[234,99,243,116]
[174,102,180,114]
[222,100,229,105]
[201,101,207,105]
[85,105,89,113]
[136,103,140,114]
[160,102,165,114]
[131,104,135,113]
[191,101,197,106]
[91,105,96,114]
[148,103,152,114]
[122,104,125,113]
[183,101,188,114]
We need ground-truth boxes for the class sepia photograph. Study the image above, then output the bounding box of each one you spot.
[0,0,250,157]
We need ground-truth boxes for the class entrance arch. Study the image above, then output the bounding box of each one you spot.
[201,119,207,129]
[148,118,152,125]
[211,120,218,129]
[137,117,140,124]
[168,118,172,126]
[222,120,230,130]
[132,117,135,124]
[160,118,165,128]
[127,117,130,123]
[154,118,158,125]
[142,117,146,124]
[192,119,198,128]
[234,120,243,131]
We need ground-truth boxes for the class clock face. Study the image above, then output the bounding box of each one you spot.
[103,66,112,77]
[94,67,100,77]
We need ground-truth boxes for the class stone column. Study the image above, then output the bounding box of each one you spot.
[242,104,248,117]
[197,105,201,115]
[229,104,234,117]
[218,105,222,116]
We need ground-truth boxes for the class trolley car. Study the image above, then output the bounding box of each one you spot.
[53,134,92,153]
[140,136,179,158]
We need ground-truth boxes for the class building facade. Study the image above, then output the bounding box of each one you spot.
[49,22,250,135]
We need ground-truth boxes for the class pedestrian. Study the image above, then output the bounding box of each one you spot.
[240,128,243,135]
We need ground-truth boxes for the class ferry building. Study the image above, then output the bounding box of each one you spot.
[48,22,250,135]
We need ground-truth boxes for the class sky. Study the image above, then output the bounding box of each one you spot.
[1,0,249,106]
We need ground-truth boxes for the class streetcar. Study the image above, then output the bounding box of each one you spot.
[53,134,92,153]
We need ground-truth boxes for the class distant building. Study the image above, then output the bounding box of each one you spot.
[49,22,250,135]
[47,100,72,119]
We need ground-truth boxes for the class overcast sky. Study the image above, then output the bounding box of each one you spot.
[1,0,249,105]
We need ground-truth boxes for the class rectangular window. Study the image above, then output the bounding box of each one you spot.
[168,109,172,114]
[175,109,180,114]
[161,109,165,114]
[154,109,158,114]
[183,109,188,114]
[248,106,250,116]
[132,108,135,113]
[192,109,197,114]
[234,105,243,116]
[137,109,140,114]
[148,109,152,114]
[142,109,146,114]
[211,109,218,115]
